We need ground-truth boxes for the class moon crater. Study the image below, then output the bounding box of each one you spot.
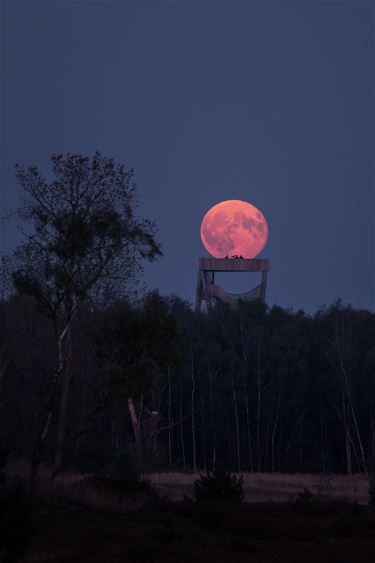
[200,200,268,259]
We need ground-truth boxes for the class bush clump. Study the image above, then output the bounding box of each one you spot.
[368,479,375,508]
[0,442,9,484]
[0,482,33,561]
[298,487,314,502]
[110,449,139,481]
[84,474,152,497]
[193,467,245,503]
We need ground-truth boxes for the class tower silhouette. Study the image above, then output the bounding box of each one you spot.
[195,257,269,311]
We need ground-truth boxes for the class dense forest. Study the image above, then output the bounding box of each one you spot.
[1,153,374,477]
[1,293,375,476]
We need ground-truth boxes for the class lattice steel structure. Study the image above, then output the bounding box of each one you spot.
[195,257,270,312]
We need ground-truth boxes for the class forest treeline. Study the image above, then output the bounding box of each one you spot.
[1,293,375,475]
[1,152,374,477]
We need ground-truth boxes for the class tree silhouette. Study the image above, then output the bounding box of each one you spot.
[7,152,161,475]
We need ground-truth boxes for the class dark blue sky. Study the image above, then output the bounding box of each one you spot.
[1,1,374,312]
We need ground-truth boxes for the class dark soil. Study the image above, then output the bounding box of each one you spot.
[17,498,375,563]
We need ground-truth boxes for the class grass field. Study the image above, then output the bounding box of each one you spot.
[147,471,369,504]
[3,466,374,562]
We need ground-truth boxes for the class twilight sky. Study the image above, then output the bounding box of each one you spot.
[1,1,374,312]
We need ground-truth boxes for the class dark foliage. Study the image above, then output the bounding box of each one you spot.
[193,467,245,503]
[84,474,153,497]
[1,296,375,476]
[0,443,9,484]
[298,487,314,502]
[0,481,32,562]
[109,448,139,481]
[368,479,375,508]
[18,498,375,563]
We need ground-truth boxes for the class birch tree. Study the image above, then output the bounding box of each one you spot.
[7,152,161,476]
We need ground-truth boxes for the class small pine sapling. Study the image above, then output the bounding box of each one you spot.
[193,467,245,503]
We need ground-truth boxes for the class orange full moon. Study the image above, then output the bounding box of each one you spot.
[200,200,269,259]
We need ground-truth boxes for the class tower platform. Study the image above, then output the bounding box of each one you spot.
[195,257,270,311]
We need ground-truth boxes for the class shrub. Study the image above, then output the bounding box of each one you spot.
[0,442,9,484]
[140,448,168,474]
[313,473,336,498]
[0,482,33,561]
[110,449,139,481]
[84,474,152,497]
[368,479,375,508]
[193,467,245,503]
[74,445,111,474]
[298,487,314,502]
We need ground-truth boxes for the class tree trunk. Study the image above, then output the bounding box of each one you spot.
[320,410,326,473]
[168,369,172,468]
[190,349,197,472]
[342,393,353,474]
[240,322,252,471]
[128,397,142,457]
[256,343,261,472]
[0,344,10,389]
[370,410,375,475]
[74,356,89,458]
[264,422,270,472]
[231,368,241,472]
[242,369,253,472]
[31,320,72,481]
[54,331,74,470]
[209,368,217,470]
[150,410,159,454]
[271,390,281,472]
[345,377,367,473]
[299,414,304,470]
[179,383,186,469]
[226,406,233,471]
[200,382,207,471]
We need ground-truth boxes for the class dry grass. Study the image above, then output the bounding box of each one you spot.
[3,461,375,562]
[5,460,370,508]
[146,471,369,503]
[4,459,157,513]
